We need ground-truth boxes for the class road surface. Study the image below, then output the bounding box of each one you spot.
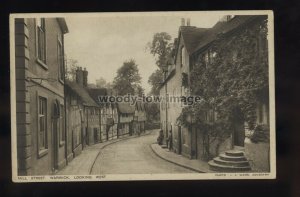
[90,130,194,174]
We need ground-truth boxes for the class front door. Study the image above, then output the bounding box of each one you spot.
[233,108,245,147]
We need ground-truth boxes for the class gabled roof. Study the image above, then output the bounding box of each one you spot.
[180,26,208,54]
[117,103,135,114]
[192,15,261,54]
[65,80,98,107]
[88,88,108,104]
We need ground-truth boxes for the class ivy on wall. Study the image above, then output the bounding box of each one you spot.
[177,17,269,158]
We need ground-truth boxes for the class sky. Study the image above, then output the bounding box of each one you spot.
[64,13,224,93]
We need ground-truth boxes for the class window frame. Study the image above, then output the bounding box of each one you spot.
[35,18,48,69]
[59,103,65,146]
[37,94,48,158]
[57,36,65,84]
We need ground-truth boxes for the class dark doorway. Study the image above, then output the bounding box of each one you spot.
[233,108,245,147]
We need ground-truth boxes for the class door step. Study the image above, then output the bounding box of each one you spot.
[208,150,251,172]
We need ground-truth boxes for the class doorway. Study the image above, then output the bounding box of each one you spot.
[52,101,60,172]
[232,108,245,147]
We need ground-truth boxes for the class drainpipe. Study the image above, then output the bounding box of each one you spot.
[63,34,68,165]
[164,72,168,143]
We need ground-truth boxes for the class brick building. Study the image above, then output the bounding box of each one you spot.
[15,18,69,175]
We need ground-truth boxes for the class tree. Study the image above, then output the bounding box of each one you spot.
[147,32,173,69]
[146,32,173,122]
[96,77,107,88]
[145,102,160,122]
[146,32,173,96]
[148,69,164,95]
[136,85,145,97]
[65,59,79,81]
[113,59,142,95]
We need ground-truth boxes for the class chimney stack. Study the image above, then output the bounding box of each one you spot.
[186,18,191,26]
[76,67,84,86]
[83,67,88,87]
[181,18,185,26]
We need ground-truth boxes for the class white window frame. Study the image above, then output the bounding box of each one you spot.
[35,18,47,69]
[59,104,65,146]
[37,94,48,157]
[57,36,64,84]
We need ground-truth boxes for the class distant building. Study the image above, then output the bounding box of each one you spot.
[116,103,134,137]
[88,88,118,141]
[133,101,146,135]
[15,18,69,175]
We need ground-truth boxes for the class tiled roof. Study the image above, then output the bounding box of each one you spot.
[192,15,260,53]
[117,102,135,114]
[180,26,208,54]
[65,80,98,107]
[87,88,108,104]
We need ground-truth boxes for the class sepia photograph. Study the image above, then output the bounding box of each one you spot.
[10,11,275,182]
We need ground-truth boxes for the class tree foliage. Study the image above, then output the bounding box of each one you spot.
[113,59,142,95]
[177,18,269,157]
[147,32,173,69]
[148,69,164,95]
[65,59,79,81]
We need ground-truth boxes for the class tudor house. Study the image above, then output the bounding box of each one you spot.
[117,103,135,137]
[133,101,146,135]
[15,18,69,175]
[88,88,118,141]
[160,16,270,172]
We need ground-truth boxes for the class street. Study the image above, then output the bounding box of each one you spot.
[90,130,194,174]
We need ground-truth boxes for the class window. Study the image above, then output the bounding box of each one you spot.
[59,104,65,144]
[57,39,64,82]
[36,18,46,64]
[204,49,217,68]
[181,47,185,67]
[38,97,48,154]
[91,108,94,115]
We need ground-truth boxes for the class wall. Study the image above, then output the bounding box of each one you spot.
[65,91,83,160]
[16,18,67,175]
[244,138,270,172]
[159,32,193,158]
[86,107,101,145]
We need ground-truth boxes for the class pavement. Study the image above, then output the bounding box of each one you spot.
[57,130,153,175]
[150,143,212,173]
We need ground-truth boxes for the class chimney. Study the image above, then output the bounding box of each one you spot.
[181,18,185,26]
[83,67,88,87]
[76,67,84,86]
[186,18,190,26]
